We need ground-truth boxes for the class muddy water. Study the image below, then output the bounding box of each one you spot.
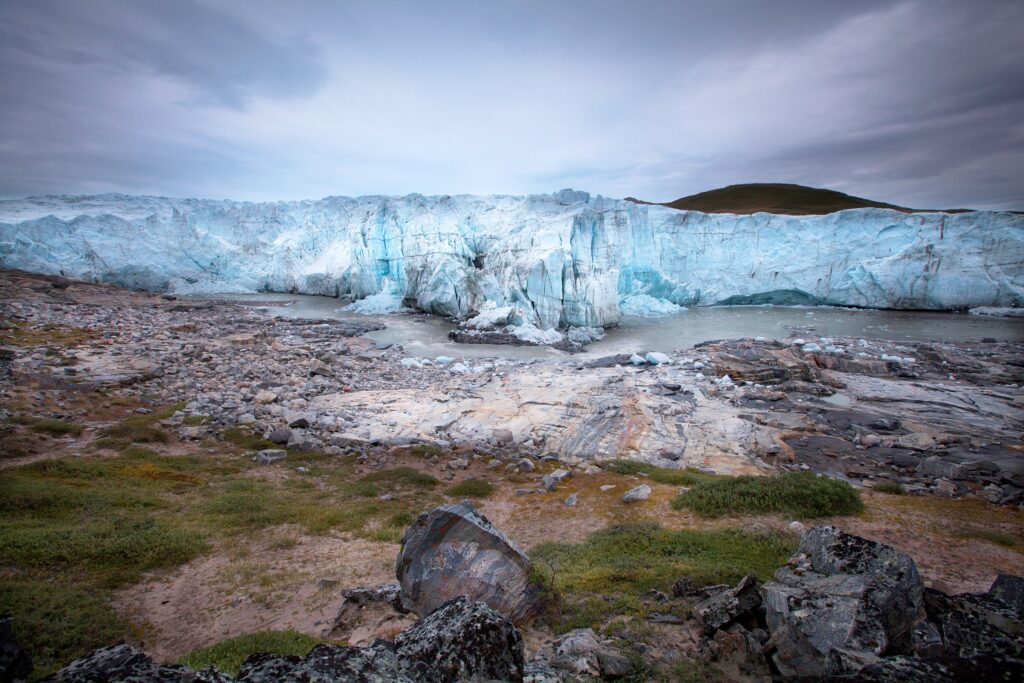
[209,292,1024,359]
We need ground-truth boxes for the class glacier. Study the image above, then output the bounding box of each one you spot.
[1,189,1022,330]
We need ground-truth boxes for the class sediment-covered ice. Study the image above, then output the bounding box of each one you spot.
[1,190,1022,330]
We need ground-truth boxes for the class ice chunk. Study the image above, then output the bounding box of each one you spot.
[645,352,671,365]
[619,293,683,317]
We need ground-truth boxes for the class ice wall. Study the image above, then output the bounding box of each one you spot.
[1,190,1022,328]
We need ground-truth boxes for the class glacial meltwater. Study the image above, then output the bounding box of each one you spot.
[209,293,1024,360]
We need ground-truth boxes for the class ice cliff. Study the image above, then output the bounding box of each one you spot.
[1,189,1022,329]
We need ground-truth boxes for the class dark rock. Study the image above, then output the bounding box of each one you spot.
[395,502,538,622]
[990,574,1024,611]
[582,353,634,369]
[672,576,700,597]
[44,643,231,682]
[711,624,772,682]
[267,427,292,444]
[694,574,762,635]
[0,617,32,683]
[922,586,1024,662]
[761,526,924,679]
[394,597,524,682]
[287,416,310,429]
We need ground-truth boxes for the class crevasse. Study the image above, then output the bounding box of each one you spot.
[1,190,1022,329]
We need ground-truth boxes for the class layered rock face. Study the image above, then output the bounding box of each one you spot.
[395,502,538,623]
[2,191,1021,329]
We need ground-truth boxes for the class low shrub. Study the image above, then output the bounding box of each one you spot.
[179,631,325,676]
[447,479,494,498]
[672,471,863,518]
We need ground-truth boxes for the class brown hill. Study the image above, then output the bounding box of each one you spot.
[628,183,918,215]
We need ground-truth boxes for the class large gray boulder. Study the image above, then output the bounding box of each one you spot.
[395,502,538,622]
[761,525,924,679]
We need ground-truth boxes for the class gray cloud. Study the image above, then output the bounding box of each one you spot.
[0,0,1021,209]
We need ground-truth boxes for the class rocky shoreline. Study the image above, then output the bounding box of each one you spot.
[3,269,1021,505]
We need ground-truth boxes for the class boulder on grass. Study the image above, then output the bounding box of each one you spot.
[395,502,538,622]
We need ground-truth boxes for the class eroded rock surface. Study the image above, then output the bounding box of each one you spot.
[395,502,538,623]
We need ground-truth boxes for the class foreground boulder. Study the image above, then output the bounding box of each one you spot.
[761,525,924,678]
[47,597,523,683]
[395,502,538,622]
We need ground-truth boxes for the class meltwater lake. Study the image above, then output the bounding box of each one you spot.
[208,293,1024,360]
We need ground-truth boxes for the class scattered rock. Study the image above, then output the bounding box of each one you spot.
[253,449,286,465]
[621,484,651,503]
[694,574,762,635]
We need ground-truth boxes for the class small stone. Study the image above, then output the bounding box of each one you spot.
[564,493,578,507]
[599,484,616,491]
[254,449,286,465]
[622,484,651,503]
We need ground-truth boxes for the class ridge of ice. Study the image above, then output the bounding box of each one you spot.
[1,191,1022,332]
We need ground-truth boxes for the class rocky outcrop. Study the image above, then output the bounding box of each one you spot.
[395,502,539,622]
[761,525,924,678]
[524,628,633,681]
[42,643,231,682]
[694,574,762,635]
[46,598,523,683]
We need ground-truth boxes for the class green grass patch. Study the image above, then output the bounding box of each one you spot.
[182,415,209,426]
[872,481,906,495]
[179,630,326,676]
[672,471,863,518]
[956,527,1018,548]
[447,479,494,498]
[361,467,438,490]
[98,422,167,444]
[0,581,128,681]
[222,426,276,451]
[605,460,720,486]
[29,419,84,437]
[532,523,795,632]
[408,444,442,458]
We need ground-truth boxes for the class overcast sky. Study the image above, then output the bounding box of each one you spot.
[1,0,1022,209]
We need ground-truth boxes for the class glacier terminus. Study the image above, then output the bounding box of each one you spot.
[1,188,1022,332]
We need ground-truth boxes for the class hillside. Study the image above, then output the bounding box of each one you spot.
[627,183,915,215]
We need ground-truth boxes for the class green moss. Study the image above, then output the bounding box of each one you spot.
[361,467,439,490]
[957,527,1019,548]
[672,471,863,518]
[222,426,276,451]
[532,523,795,632]
[605,460,720,486]
[98,421,167,444]
[408,444,442,459]
[179,631,326,676]
[0,581,128,681]
[447,479,494,498]
[872,481,906,495]
[29,419,84,437]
